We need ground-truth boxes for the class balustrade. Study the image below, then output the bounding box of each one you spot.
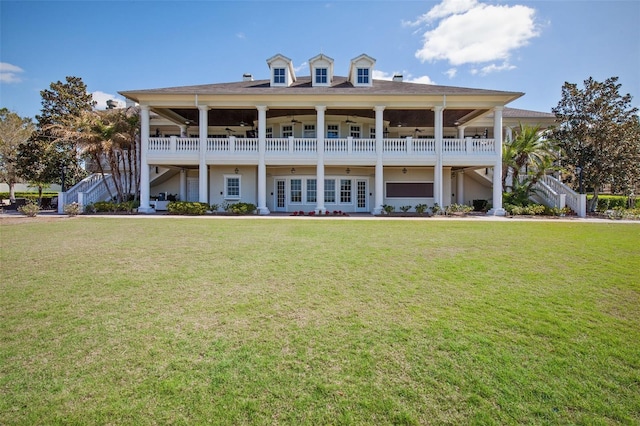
[147,136,498,158]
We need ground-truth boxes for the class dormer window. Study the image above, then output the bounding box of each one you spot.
[315,68,328,84]
[266,54,296,87]
[349,54,376,87]
[274,68,285,84]
[309,53,334,87]
[357,68,369,84]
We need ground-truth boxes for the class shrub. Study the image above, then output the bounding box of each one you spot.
[18,202,39,217]
[227,202,257,215]
[167,201,208,215]
[399,205,412,213]
[381,204,395,214]
[414,204,428,214]
[431,203,442,215]
[591,195,640,211]
[446,203,473,215]
[64,202,81,216]
[92,201,117,212]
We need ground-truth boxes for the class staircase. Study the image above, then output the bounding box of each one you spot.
[530,175,587,217]
[57,173,122,213]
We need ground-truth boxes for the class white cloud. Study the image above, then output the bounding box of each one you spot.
[373,70,435,85]
[293,61,308,74]
[445,68,457,79]
[404,0,478,26]
[411,0,540,74]
[91,91,126,110]
[0,62,24,83]
[471,61,516,76]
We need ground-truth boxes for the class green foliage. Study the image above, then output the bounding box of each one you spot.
[381,204,395,214]
[17,201,39,217]
[431,203,442,215]
[227,202,256,215]
[0,108,34,193]
[87,200,140,214]
[167,201,208,215]
[210,203,220,212]
[399,205,412,213]
[590,194,640,211]
[64,202,81,216]
[446,203,474,214]
[414,203,428,214]
[505,204,547,215]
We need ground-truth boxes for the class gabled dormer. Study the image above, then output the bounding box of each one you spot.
[266,54,296,87]
[348,54,376,87]
[309,53,334,87]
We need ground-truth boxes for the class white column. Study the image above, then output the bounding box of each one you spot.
[198,106,208,203]
[257,105,270,214]
[315,105,326,214]
[488,106,506,215]
[457,126,466,139]
[457,171,465,205]
[179,125,187,138]
[179,168,187,202]
[434,105,444,208]
[373,106,385,214]
[138,105,154,213]
[505,126,513,143]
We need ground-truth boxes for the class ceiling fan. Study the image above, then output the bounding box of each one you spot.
[225,127,235,133]
[345,116,356,124]
[290,116,301,124]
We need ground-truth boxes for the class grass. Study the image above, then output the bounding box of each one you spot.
[1,217,639,425]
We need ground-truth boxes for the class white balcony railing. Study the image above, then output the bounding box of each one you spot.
[146,136,496,157]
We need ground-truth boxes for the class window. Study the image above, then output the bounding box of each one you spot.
[325,179,336,203]
[266,127,273,138]
[273,68,285,84]
[282,125,293,138]
[225,176,241,199]
[327,124,339,138]
[340,179,352,203]
[303,124,316,138]
[350,125,361,138]
[357,68,369,84]
[306,179,317,203]
[315,68,328,84]
[290,179,302,203]
[369,128,376,139]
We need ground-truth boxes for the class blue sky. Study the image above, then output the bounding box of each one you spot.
[1,0,638,119]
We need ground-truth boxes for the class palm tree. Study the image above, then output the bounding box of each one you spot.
[503,124,557,190]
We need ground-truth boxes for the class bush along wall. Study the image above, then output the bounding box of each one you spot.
[589,195,640,211]
[167,202,209,215]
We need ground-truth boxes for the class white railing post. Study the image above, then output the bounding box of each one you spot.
[348,136,353,154]
[578,194,587,218]
[229,135,236,153]
[78,193,85,212]
[57,192,66,214]
[559,193,566,210]
[289,136,294,153]
[406,136,413,154]
[466,137,473,153]
[170,136,177,152]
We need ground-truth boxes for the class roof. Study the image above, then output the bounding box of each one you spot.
[120,76,523,100]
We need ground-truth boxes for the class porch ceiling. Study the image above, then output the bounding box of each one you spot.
[154,107,481,128]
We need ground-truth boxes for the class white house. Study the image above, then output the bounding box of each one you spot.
[119,53,556,215]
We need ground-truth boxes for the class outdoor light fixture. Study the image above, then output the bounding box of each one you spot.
[291,167,296,174]
[402,168,407,174]
[234,167,239,174]
[346,168,350,174]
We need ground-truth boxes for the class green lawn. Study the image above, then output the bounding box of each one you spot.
[1,217,639,425]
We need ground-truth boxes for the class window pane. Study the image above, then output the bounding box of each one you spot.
[274,68,285,84]
[325,179,335,203]
[340,179,352,203]
[291,179,302,203]
[357,68,369,84]
[227,177,240,197]
[306,179,317,203]
[315,68,327,84]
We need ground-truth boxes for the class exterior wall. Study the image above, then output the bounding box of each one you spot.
[462,171,493,206]
[209,166,258,208]
[150,174,181,200]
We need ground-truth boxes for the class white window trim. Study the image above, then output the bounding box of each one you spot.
[273,67,286,86]
[327,123,340,138]
[224,175,241,200]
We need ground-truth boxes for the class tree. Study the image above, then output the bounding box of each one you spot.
[17,76,95,197]
[0,108,34,201]
[551,77,640,211]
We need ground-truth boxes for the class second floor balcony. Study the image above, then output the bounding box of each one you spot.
[146,136,498,165]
